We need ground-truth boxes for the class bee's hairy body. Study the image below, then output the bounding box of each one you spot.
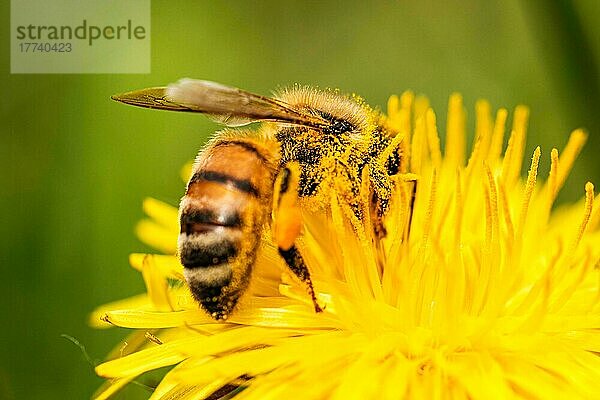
[276,89,401,219]
[112,79,404,319]
[179,139,278,318]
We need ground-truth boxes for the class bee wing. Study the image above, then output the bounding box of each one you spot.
[111,87,190,111]
[112,78,327,128]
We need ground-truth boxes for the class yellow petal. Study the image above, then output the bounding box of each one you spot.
[141,255,173,312]
[89,294,150,328]
[101,309,213,329]
[143,197,179,233]
[130,253,183,280]
[96,336,200,378]
[136,219,177,254]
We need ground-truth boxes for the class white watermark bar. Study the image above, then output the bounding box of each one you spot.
[11,0,150,74]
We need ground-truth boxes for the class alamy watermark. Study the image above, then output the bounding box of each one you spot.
[11,0,150,74]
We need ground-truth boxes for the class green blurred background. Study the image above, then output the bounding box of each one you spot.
[2,1,599,398]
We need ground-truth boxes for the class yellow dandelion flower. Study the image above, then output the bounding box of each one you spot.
[91,92,600,400]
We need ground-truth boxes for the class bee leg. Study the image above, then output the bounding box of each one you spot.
[272,163,323,313]
[278,245,322,313]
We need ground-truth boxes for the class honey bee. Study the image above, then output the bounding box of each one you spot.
[112,79,406,320]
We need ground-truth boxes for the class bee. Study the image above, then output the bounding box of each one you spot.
[112,79,407,320]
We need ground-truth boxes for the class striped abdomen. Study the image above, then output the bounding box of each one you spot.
[178,140,276,319]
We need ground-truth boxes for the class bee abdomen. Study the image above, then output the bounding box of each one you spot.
[178,140,277,319]
[180,208,241,235]
[189,170,260,197]
[179,232,238,268]
[179,224,242,311]
[179,210,243,269]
